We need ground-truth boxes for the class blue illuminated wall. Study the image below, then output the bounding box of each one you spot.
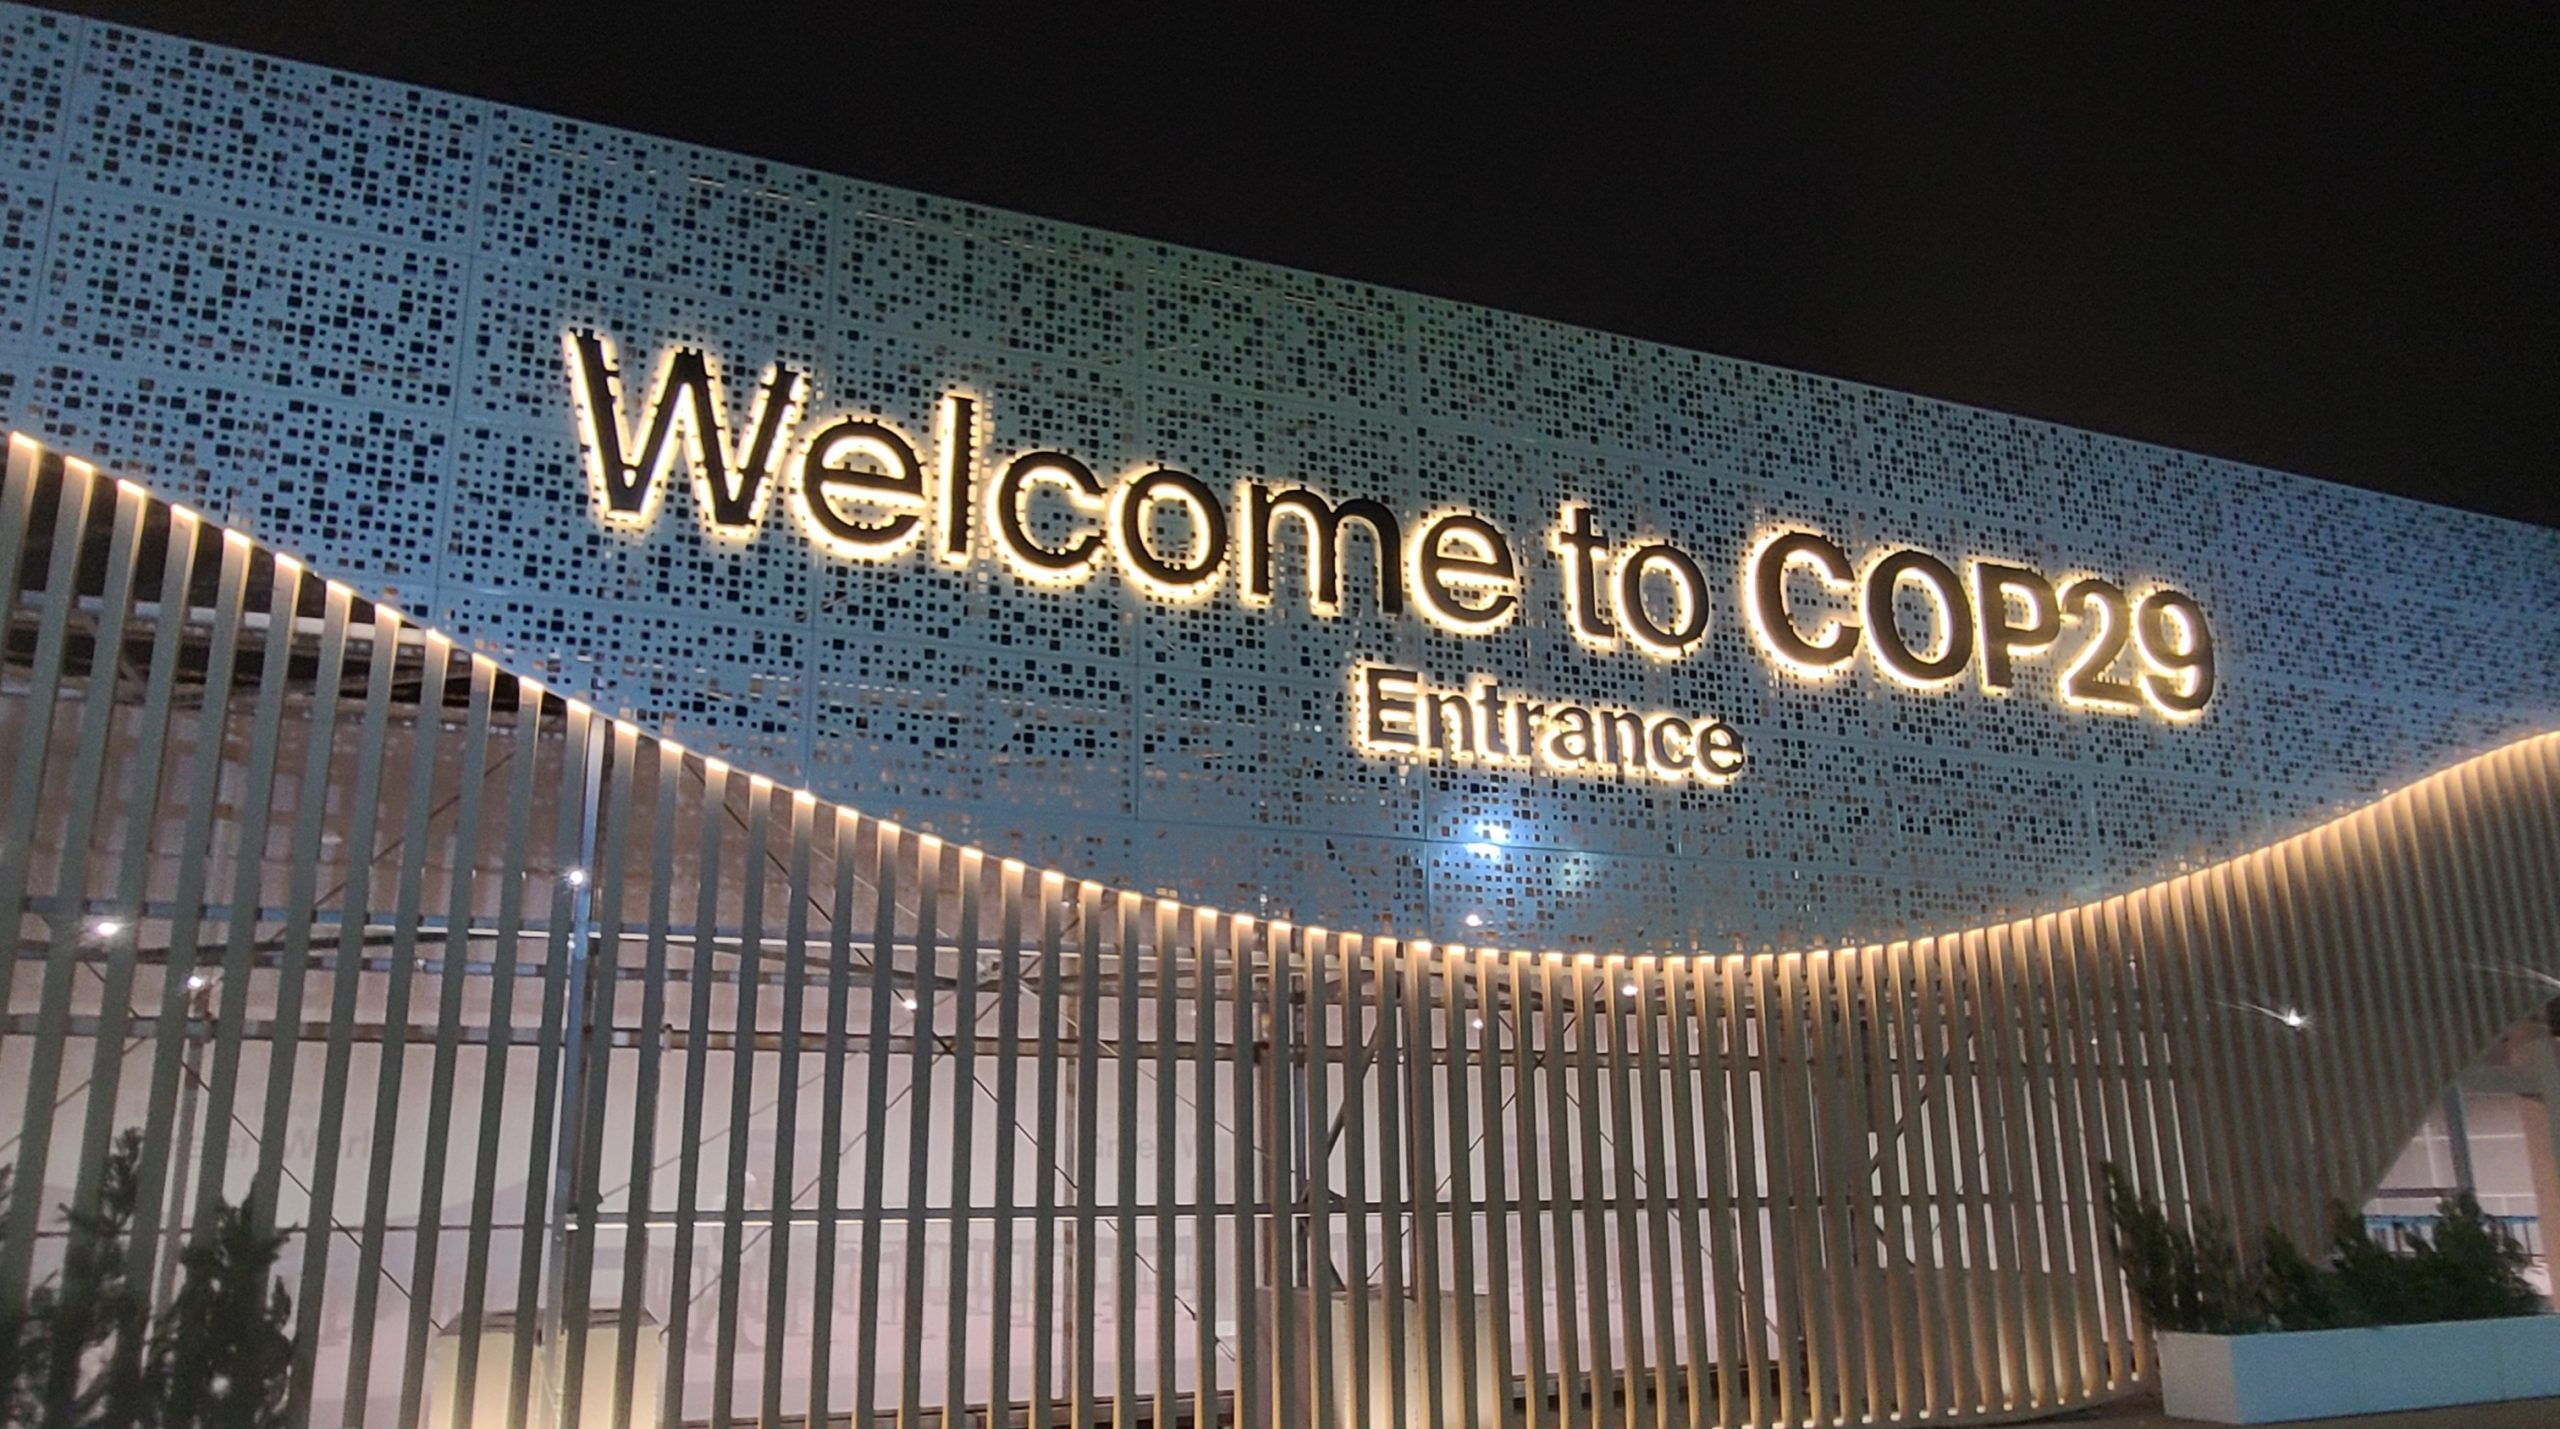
[1,3,2552,950]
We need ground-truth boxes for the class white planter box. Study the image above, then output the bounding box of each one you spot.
[2159,1315,2560,1423]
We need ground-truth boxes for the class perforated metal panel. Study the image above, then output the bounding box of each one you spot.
[0,1,2553,952]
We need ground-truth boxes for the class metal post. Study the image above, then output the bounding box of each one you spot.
[2442,1087,2478,1196]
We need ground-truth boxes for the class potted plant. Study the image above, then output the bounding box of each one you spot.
[2104,1165,2560,1423]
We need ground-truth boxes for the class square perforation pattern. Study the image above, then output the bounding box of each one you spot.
[0,2,2552,952]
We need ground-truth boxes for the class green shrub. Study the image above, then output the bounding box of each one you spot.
[3,1130,300,1427]
[2103,1162,2543,1335]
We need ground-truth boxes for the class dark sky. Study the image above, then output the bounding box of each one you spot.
[53,2,2560,530]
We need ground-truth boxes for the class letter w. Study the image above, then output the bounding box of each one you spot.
[567,330,804,530]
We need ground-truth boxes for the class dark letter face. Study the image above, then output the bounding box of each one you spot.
[1359,666,1422,750]
[2058,576,2141,711]
[1862,548,1974,688]
[935,393,977,566]
[2133,587,2216,717]
[1412,512,1519,632]
[1745,529,1861,673]
[797,418,925,555]
[1549,503,1616,648]
[991,451,1106,581]
[568,331,804,531]
[1614,542,1709,656]
[1647,716,1694,770]
[1971,561,2060,691]
[1112,467,1229,597]
[1693,720,1746,779]
[1247,484,1405,616]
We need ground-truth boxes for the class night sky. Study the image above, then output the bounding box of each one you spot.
[52,2,2560,530]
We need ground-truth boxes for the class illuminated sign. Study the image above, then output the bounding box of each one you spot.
[1353,666,1745,784]
[568,331,2222,782]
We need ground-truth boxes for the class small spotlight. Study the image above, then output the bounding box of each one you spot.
[562,867,589,888]
[185,973,210,992]
[1470,1017,1485,1030]
[1463,912,1485,929]
[2279,1008,2309,1030]
[1622,983,1639,998]
[92,918,125,938]
[902,996,919,1010]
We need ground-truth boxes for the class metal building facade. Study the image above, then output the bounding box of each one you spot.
[2,5,2559,1426]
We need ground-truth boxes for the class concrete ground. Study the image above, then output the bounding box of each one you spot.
[2050,1391,2560,1426]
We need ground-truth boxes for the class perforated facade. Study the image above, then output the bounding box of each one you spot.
[8,11,2560,1429]
[0,4,2554,947]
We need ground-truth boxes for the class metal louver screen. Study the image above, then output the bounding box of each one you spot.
[3,432,2557,1427]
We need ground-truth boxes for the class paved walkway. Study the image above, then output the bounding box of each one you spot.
[2052,1391,2560,1426]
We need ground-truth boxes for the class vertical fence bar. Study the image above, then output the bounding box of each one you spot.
[1442,946,1485,1429]
[394,654,499,1428]
[1659,958,1711,1429]
[1697,960,1751,1429]
[0,434,41,648]
[1406,942,1449,1429]
[808,806,867,1429]
[610,734,685,1429]
[2023,915,2097,1400]
[283,590,397,1423]
[9,476,141,1317]
[1473,945,1522,1429]
[1971,927,2036,1412]
[335,603,448,1418]
[1840,945,1896,1420]
[513,700,603,1428]
[245,575,351,1220]
[445,660,540,1423]
[1228,912,1263,1429]
[2055,908,2130,1387]
[1189,905,1221,1429]
[853,821,905,1426]
[1752,954,1808,1427]
[663,757,732,1427]
[1030,870,1065,1429]
[946,848,987,1429]
[0,458,97,1135]
[1302,925,1338,1429]
[1890,938,1957,1417]
[1507,952,1552,1429]
[762,788,818,1427]
[1922,935,1984,1413]
[1377,939,1414,1429]
[1802,951,1852,1424]
[988,858,1028,1429]
[898,837,950,1429]
[1265,921,1299,1429]
[558,717,640,1429]
[1631,957,1679,1429]
[708,775,774,1428]
[1533,956,1577,1429]
[188,547,302,1231]
[1857,943,1920,1420]
[1152,898,1182,1429]
[1110,890,1141,1429]
[82,501,201,1290]
[1339,931,1377,1429]
[1070,880,1106,1427]
[1601,956,1653,1429]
